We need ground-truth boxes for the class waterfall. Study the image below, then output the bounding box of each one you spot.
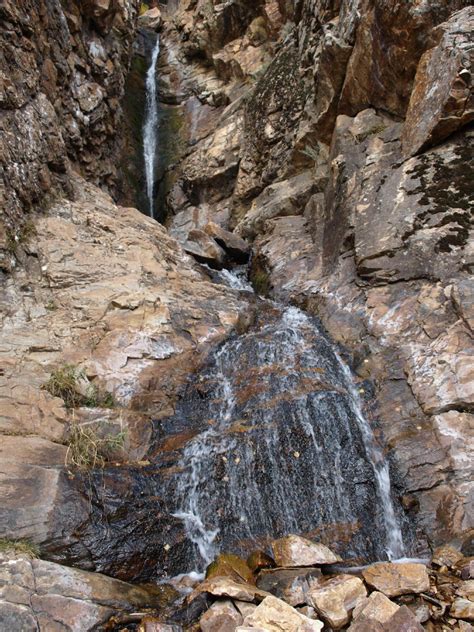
[333,352,404,560]
[143,35,160,218]
[166,302,406,572]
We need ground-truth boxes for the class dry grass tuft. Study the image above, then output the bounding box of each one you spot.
[66,423,127,470]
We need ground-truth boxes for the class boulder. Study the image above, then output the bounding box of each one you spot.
[271,535,341,567]
[183,229,227,269]
[256,568,322,607]
[200,600,243,632]
[362,563,430,598]
[204,222,250,263]
[451,598,474,621]
[307,574,367,629]
[242,595,324,631]
[0,553,162,631]
[206,554,255,584]
[351,591,399,625]
[402,7,474,157]
[138,8,162,31]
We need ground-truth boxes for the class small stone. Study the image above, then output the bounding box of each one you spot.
[308,574,367,629]
[362,563,430,597]
[271,535,341,567]
[243,595,324,631]
[432,545,464,569]
[200,599,242,632]
[247,551,276,573]
[352,591,399,624]
[458,581,474,601]
[451,598,474,621]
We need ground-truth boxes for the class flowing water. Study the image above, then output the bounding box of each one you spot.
[166,293,405,572]
[143,35,160,218]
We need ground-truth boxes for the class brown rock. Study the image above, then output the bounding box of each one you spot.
[271,535,341,567]
[200,599,243,632]
[184,229,227,269]
[206,553,254,584]
[351,591,399,624]
[242,595,324,631]
[362,563,430,598]
[307,574,367,629]
[204,222,250,263]
[247,551,276,573]
[0,552,162,631]
[402,7,474,157]
[138,8,162,31]
[458,581,474,601]
[190,577,271,604]
[432,544,465,569]
[451,598,474,621]
[386,605,425,631]
[256,567,323,607]
[339,0,466,117]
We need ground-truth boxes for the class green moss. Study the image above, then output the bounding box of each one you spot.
[0,538,39,558]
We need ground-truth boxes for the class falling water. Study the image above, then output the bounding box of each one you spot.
[334,352,404,560]
[143,35,160,218]
[167,303,405,571]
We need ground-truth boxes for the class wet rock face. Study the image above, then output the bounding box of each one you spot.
[0,0,138,270]
[68,305,410,580]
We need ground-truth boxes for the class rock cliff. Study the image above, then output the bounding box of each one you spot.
[157,0,473,554]
[0,0,139,271]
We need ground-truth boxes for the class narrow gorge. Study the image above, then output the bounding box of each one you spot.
[0,1,473,631]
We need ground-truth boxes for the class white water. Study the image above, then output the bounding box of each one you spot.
[169,303,406,571]
[143,35,160,218]
[334,351,405,560]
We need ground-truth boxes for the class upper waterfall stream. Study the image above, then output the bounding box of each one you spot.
[143,34,160,218]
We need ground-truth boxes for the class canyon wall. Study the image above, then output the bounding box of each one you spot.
[0,0,139,271]
[0,0,472,596]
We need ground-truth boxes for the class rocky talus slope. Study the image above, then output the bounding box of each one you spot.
[0,0,473,630]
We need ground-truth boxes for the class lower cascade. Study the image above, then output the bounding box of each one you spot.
[164,298,406,574]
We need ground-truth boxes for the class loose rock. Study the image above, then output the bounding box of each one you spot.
[271,535,341,567]
[307,574,367,629]
[242,595,324,631]
[362,563,430,597]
